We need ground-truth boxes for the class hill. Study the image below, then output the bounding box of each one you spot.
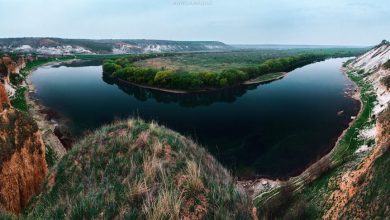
[0,38,231,55]
[25,119,252,219]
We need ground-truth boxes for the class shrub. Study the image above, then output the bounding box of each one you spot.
[381,75,390,89]
[384,59,390,69]
[102,62,121,74]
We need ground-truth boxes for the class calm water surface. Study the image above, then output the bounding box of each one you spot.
[30,58,360,178]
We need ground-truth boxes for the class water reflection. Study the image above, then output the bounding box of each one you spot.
[30,58,359,179]
[103,74,260,107]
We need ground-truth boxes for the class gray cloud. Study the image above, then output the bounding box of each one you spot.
[0,0,388,45]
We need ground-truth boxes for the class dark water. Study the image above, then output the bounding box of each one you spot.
[30,58,360,179]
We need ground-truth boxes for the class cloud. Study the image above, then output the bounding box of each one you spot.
[0,0,388,45]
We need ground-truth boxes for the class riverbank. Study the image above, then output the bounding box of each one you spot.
[26,87,67,159]
[29,57,357,179]
[242,72,287,85]
[104,52,350,94]
[250,41,390,218]
[249,61,369,212]
[109,71,288,94]
[23,60,79,160]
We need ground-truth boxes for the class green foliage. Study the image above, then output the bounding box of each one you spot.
[154,70,175,85]
[102,62,121,74]
[8,56,75,112]
[332,72,376,162]
[384,59,390,69]
[381,75,390,89]
[9,73,24,85]
[0,212,16,220]
[103,48,365,91]
[45,145,58,168]
[10,87,28,112]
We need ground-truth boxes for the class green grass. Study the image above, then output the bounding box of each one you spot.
[45,145,58,168]
[288,70,377,216]
[134,48,366,72]
[10,87,28,112]
[332,71,376,162]
[25,119,252,219]
[348,149,390,217]
[9,56,75,112]
[0,212,16,220]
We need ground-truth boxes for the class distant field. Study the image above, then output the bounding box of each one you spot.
[134,48,367,72]
[103,47,368,92]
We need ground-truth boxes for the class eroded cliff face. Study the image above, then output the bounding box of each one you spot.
[0,56,47,214]
[322,41,390,219]
[0,84,9,111]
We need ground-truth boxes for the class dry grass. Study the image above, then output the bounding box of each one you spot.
[24,119,251,219]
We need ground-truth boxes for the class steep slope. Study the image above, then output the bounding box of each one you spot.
[0,38,231,55]
[325,40,390,219]
[26,119,252,219]
[349,40,390,115]
[336,107,390,219]
[0,55,48,215]
[0,108,48,214]
[251,41,390,219]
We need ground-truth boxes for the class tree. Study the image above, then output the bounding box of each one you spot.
[154,70,175,86]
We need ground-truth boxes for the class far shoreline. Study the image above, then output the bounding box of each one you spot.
[106,71,288,94]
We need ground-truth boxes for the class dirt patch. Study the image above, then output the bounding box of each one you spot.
[164,144,171,162]
[323,127,388,219]
[177,174,209,220]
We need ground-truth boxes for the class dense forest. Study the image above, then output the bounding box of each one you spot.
[103,50,365,91]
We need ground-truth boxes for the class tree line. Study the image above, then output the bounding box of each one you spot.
[103,53,342,91]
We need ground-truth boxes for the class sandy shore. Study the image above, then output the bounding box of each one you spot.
[242,72,287,85]
[24,61,75,158]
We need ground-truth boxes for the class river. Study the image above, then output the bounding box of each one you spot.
[30,58,360,179]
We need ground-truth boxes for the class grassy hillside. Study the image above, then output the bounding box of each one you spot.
[25,119,251,219]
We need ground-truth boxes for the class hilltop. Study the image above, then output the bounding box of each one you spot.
[25,119,252,219]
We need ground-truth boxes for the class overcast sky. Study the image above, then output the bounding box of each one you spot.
[0,0,388,46]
